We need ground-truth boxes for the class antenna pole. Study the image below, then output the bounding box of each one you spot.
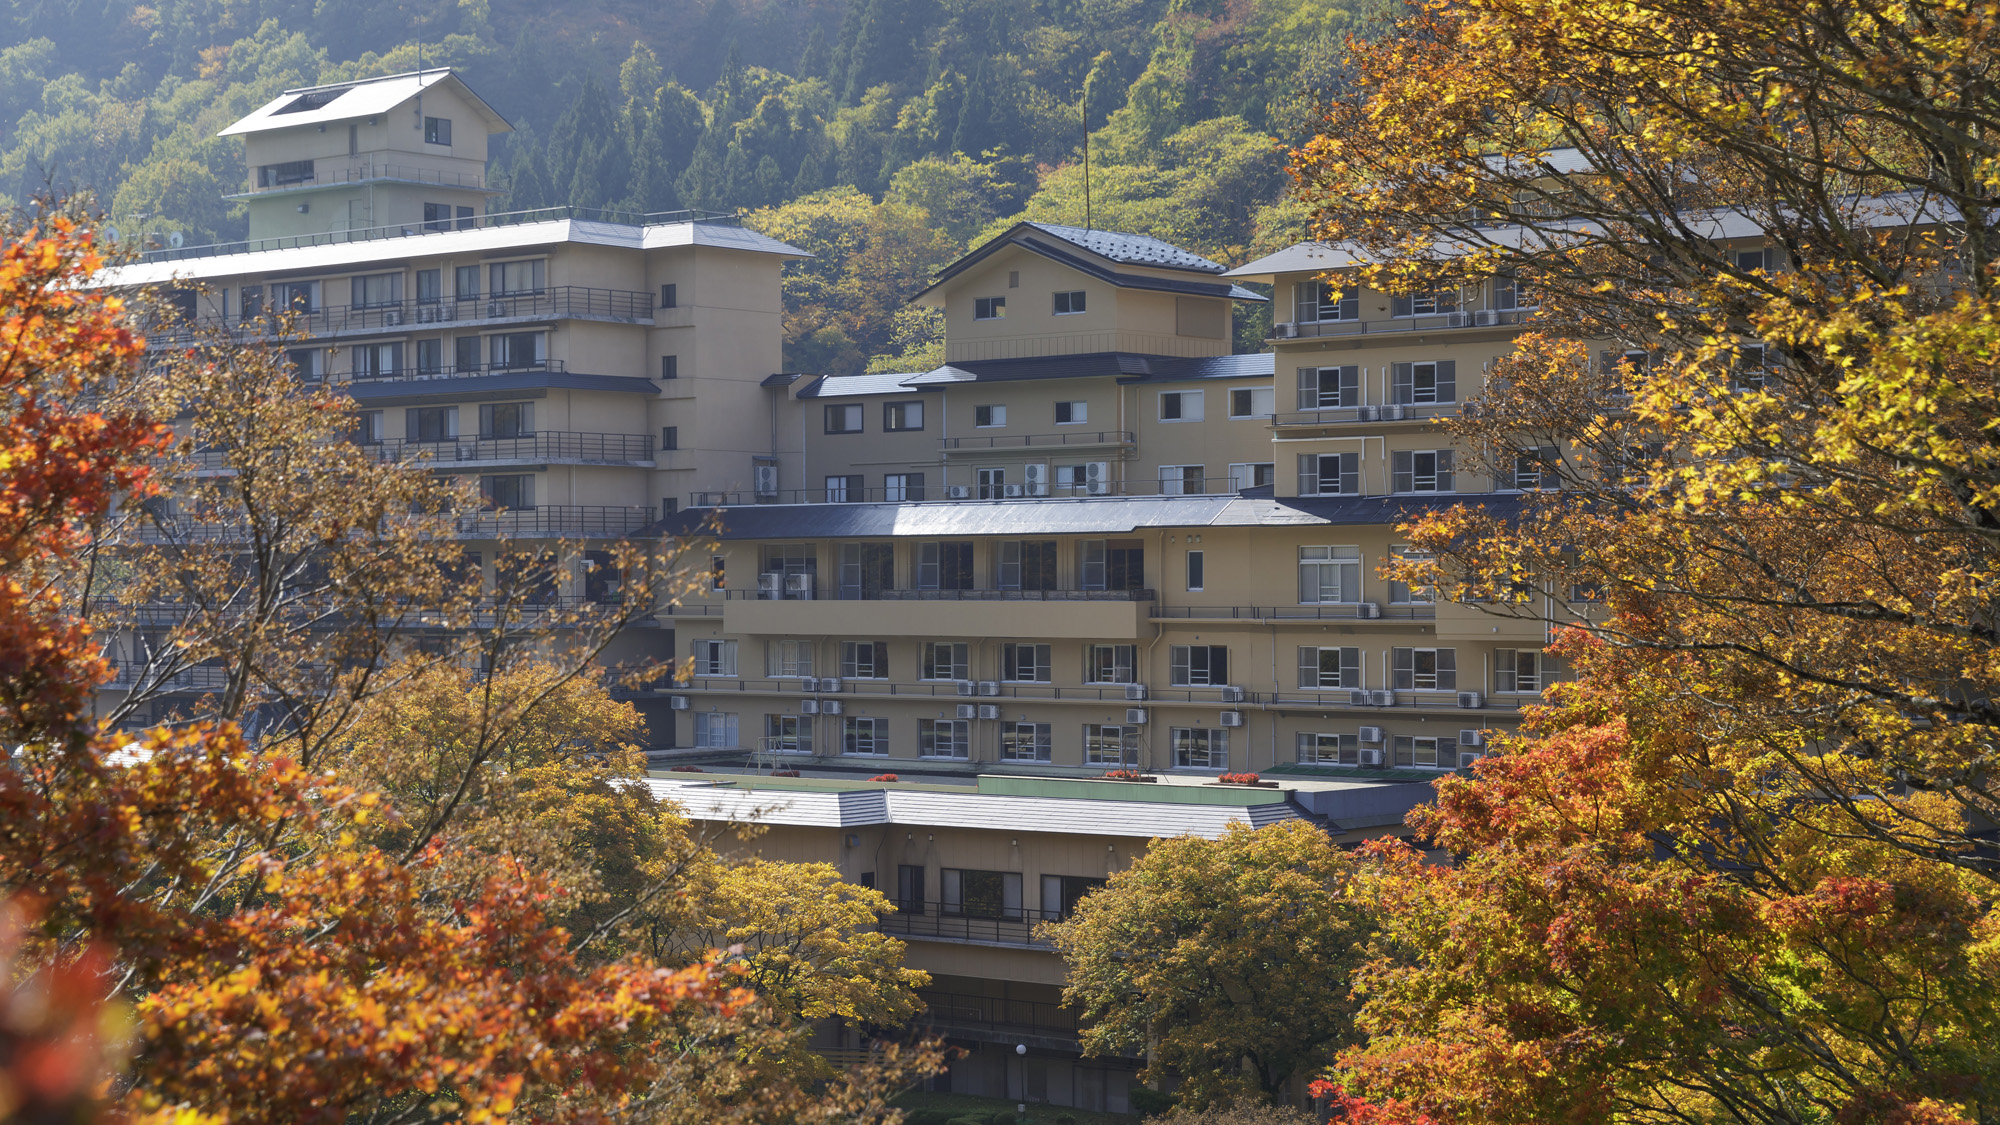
[1082,89,1092,231]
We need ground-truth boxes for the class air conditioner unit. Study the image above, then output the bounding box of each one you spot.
[1358,747,1384,766]
[978,681,1000,696]
[757,573,782,595]
[1459,729,1485,747]
[417,305,445,323]
[819,677,842,693]
[1458,750,1484,768]
[1219,710,1244,728]
[957,681,978,696]
[1461,400,1483,419]
[821,700,843,715]
[1124,683,1149,701]
[1358,725,1385,743]
[1383,404,1407,421]
[1357,602,1382,619]
[1273,322,1298,338]
[1369,690,1396,707]
[1473,310,1499,327]
[487,300,508,317]
[1457,691,1485,709]
[382,308,406,326]
[1349,690,1373,706]
[799,678,818,692]
[800,699,820,714]
[785,573,814,596]
[1125,708,1148,724]
[956,703,977,720]
[1218,685,1246,703]
[1444,311,1470,328]
[1003,484,1024,498]
[977,704,1001,720]
[1357,405,1380,422]
[669,695,690,710]
[948,485,971,499]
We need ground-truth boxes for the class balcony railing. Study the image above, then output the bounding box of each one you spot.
[235,161,495,197]
[147,288,655,346]
[364,431,656,465]
[1151,603,1437,620]
[453,505,657,538]
[676,676,1267,706]
[137,204,736,262]
[347,360,568,384]
[1272,308,1529,340]
[940,430,1134,451]
[882,902,1059,947]
[103,660,231,692]
[722,587,1154,603]
[915,990,1080,1039]
[689,478,1236,507]
[1271,403,1461,427]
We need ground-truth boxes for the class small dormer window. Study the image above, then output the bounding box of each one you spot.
[274,88,347,115]
[424,117,452,145]
[1053,290,1086,315]
[975,297,1006,320]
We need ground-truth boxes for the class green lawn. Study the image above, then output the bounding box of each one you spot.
[890,1090,1140,1125]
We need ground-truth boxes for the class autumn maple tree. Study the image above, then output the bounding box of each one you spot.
[1287,0,2000,1120]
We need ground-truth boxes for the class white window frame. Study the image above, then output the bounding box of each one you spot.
[764,714,812,755]
[1053,290,1086,315]
[1001,643,1053,683]
[1395,734,1450,769]
[1299,546,1362,604]
[975,404,1007,428]
[1084,644,1137,684]
[1084,724,1137,766]
[919,718,971,759]
[842,716,889,756]
[1392,646,1458,691]
[841,640,888,680]
[1001,722,1053,762]
[693,711,738,749]
[1299,645,1362,690]
[1170,644,1228,687]
[975,296,1007,320]
[694,639,737,677]
[1228,386,1275,419]
[1228,463,1275,491]
[1055,400,1088,425]
[1159,465,1206,495]
[766,639,815,679]
[1171,727,1228,770]
[1159,390,1204,423]
[1297,731,1358,765]
[920,641,970,681]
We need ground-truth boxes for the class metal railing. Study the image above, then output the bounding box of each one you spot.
[689,479,1238,507]
[675,676,1265,705]
[348,359,568,384]
[137,205,736,262]
[364,431,655,465]
[882,903,1059,947]
[915,990,1079,1037]
[1271,308,1529,340]
[453,505,657,538]
[150,286,654,342]
[1271,403,1462,427]
[722,587,1154,603]
[237,161,495,197]
[940,430,1135,451]
[1151,603,1437,620]
[103,660,232,692]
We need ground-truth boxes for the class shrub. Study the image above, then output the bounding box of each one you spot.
[871,773,900,782]
[1102,768,1147,780]
[1147,1101,1316,1124]
[772,769,801,777]
[1218,772,1261,785]
[1130,1087,1177,1116]
[669,765,704,773]
[1057,1115,1077,1125]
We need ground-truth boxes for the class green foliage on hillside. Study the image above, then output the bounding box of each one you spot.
[0,0,1371,371]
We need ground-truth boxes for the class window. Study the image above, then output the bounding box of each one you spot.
[424,116,452,145]
[1394,735,1449,769]
[479,474,534,510]
[1055,462,1109,495]
[1493,272,1532,311]
[824,474,864,502]
[1297,365,1360,410]
[1229,463,1275,491]
[1295,282,1359,323]
[896,865,925,913]
[921,642,969,681]
[977,467,1007,498]
[1008,271,1019,288]
[1229,387,1276,418]
[351,273,402,309]
[1084,724,1137,766]
[884,401,924,431]
[285,347,323,382]
[1732,342,1771,391]
[456,205,474,230]
[841,641,888,679]
[1511,446,1560,490]
[1495,648,1558,693]
[837,541,894,598]
[1053,290,1086,315]
[1298,732,1360,765]
[350,410,383,445]
[764,714,811,755]
[915,542,974,590]
[710,554,726,591]
[824,404,864,434]
[490,260,546,296]
[276,280,317,312]
[416,269,442,305]
[489,332,545,370]
[884,473,925,501]
[1391,449,1455,494]
[661,355,678,380]
[995,540,1057,591]
[1159,465,1206,495]
[478,402,533,439]
[1298,646,1363,689]
[413,339,443,375]
[975,296,1006,320]
[1735,248,1769,272]
[919,719,971,759]
[759,545,817,598]
[1170,645,1229,687]
[1078,539,1144,591]
[256,160,315,188]
[1299,546,1362,604]
[1055,401,1087,425]
[1392,289,1460,317]
[660,283,678,308]
[1299,452,1360,496]
[1001,643,1052,683]
[974,404,1006,428]
[454,336,481,372]
[1392,647,1457,691]
[239,285,263,321]
[942,868,1021,918]
[406,406,457,442]
[1084,645,1136,684]
[766,640,816,679]
[1390,361,1457,405]
[1001,722,1052,762]
[423,202,453,231]
[1172,727,1228,770]
[1159,391,1204,422]
[1186,551,1204,591]
[843,716,888,756]
[454,265,479,300]
[1389,547,1435,605]
[694,639,739,677]
[693,712,738,748]
[354,342,402,379]
[662,426,679,451]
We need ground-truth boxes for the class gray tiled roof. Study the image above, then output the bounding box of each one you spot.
[798,371,939,398]
[897,351,1275,388]
[1025,223,1229,273]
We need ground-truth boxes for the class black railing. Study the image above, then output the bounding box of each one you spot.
[882,903,1060,947]
[365,431,655,464]
[137,205,737,262]
[348,360,568,384]
[915,990,1080,1037]
[940,430,1134,450]
[689,479,1237,507]
[102,660,232,692]
[1271,403,1461,426]
[676,676,1256,705]
[454,505,657,538]
[722,587,1154,603]
[1152,603,1437,620]
[1272,308,1529,340]
[147,288,654,346]
[236,161,494,196]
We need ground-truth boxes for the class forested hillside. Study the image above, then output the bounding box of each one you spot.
[0,0,1367,371]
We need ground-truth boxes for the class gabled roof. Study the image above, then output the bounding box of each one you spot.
[912,222,1267,305]
[797,371,941,398]
[219,69,512,138]
[898,351,1275,388]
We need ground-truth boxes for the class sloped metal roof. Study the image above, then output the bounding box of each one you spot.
[798,372,941,398]
[896,351,1274,388]
[220,69,511,137]
[1025,223,1228,273]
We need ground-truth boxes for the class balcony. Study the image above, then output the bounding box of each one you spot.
[102,660,231,693]
[690,477,1236,507]
[453,505,657,539]
[1151,603,1437,621]
[149,286,656,345]
[137,204,735,263]
[1271,402,1461,428]
[717,586,1153,640]
[939,430,1135,452]
[676,675,1262,706]
[914,990,1084,1049]
[1270,308,1529,340]
[365,431,656,468]
[228,161,496,199]
[882,902,1057,948]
